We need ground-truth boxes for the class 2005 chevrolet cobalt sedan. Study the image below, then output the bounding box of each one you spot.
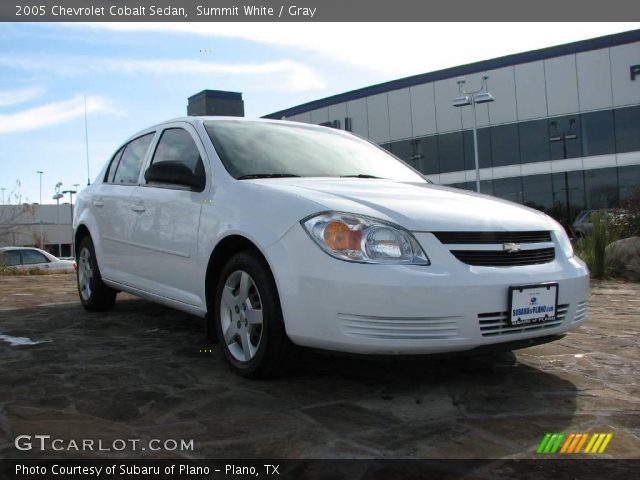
[74,117,589,377]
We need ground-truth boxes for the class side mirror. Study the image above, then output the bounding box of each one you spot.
[144,161,205,191]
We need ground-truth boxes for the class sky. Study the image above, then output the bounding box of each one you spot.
[0,22,639,204]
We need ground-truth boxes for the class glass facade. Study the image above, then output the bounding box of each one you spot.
[480,166,637,226]
[519,120,550,164]
[389,107,637,172]
[387,105,640,224]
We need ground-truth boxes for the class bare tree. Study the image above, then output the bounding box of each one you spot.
[0,180,34,246]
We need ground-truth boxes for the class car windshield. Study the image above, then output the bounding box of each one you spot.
[204,120,427,182]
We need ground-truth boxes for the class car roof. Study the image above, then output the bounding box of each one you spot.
[125,116,326,143]
[0,246,47,253]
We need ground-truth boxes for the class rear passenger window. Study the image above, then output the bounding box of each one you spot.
[21,250,49,265]
[113,133,154,185]
[104,146,125,183]
[150,128,204,176]
[0,251,21,266]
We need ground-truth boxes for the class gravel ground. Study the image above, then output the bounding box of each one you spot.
[0,274,638,459]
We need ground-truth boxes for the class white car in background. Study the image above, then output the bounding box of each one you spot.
[0,247,75,273]
[73,117,589,377]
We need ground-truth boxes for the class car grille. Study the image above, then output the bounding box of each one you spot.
[450,248,555,266]
[433,231,552,244]
[432,231,555,267]
[339,314,461,340]
[478,304,569,337]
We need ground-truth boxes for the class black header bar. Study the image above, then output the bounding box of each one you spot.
[2,0,640,22]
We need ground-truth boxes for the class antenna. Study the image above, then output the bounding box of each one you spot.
[84,95,91,186]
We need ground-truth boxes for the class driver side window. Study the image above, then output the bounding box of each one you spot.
[150,128,205,180]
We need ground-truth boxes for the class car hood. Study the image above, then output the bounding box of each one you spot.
[249,178,555,232]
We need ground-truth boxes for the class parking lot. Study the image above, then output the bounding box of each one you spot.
[0,274,638,459]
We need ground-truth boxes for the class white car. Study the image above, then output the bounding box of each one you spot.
[0,247,75,273]
[74,117,589,377]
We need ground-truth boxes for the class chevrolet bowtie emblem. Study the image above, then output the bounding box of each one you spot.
[503,242,522,253]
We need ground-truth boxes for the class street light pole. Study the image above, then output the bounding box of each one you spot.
[452,75,495,193]
[53,182,63,257]
[36,170,43,248]
[1,187,5,205]
[62,189,77,257]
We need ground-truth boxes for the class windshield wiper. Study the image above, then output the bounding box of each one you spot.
[340,174,383,179]
[237,173,301,180]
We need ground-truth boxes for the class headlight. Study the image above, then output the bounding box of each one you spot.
[301,212,430,265]
[553,223,574,259]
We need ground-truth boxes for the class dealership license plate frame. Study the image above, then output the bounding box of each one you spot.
[508,283,559,327]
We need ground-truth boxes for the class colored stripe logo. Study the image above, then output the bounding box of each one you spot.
[536,433,613,454]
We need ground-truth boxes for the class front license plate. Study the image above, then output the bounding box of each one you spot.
[508,283,558,326]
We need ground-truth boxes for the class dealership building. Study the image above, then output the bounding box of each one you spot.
[263,30,640,226]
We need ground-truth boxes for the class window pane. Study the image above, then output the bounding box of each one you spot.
[437,132,464,173]
[522,174,553,213]
[463,128,491,169]
[152,128,203,175]
[105,147,124,183]
[549,116,582,160]
[581,110,615,157]
[21,250,48,265]
[113,133,154,185]
[618,165,640,200]
[389,140,412,167]
[552,171,585,224]
[519,119,550,164]
[482,180,494,195]
[584,167,619,209]
[388,139,438,176]
[490,124,520,167]
[492,177,523,203]
[614,105,640,153]
[0,251,21,266]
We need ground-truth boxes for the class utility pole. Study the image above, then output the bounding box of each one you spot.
[84,95,91,186]
[37,170,44,248]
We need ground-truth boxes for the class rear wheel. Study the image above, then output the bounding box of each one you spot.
[214,251,292,378]
[77,236,117,311]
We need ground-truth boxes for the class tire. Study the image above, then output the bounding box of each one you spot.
[77,236,117,311]
[214,251,292,378]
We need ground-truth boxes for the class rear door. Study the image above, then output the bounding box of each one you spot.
[0,250,21,268]
[127,123,209,307]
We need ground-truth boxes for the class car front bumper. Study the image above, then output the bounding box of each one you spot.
[266,225,590,355]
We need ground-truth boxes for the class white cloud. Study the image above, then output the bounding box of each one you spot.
[0,55,326,92]
[0,95,114,134]
[0,86,45,108]
[82,22,640,78]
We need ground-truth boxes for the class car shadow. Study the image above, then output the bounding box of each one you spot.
[0,298,580,459]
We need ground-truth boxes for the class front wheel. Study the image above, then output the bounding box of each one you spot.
[214,251,292,378]
[77,236,117,311]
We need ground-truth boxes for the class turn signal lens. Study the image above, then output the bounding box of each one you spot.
[302,212,430,265]
[323,221,362,251]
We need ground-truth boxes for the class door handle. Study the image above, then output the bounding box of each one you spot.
[93,200,104,207]
[131,204,146,212]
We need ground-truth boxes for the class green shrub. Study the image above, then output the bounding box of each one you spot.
[0,266,58,276]
[573,212,624,279]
